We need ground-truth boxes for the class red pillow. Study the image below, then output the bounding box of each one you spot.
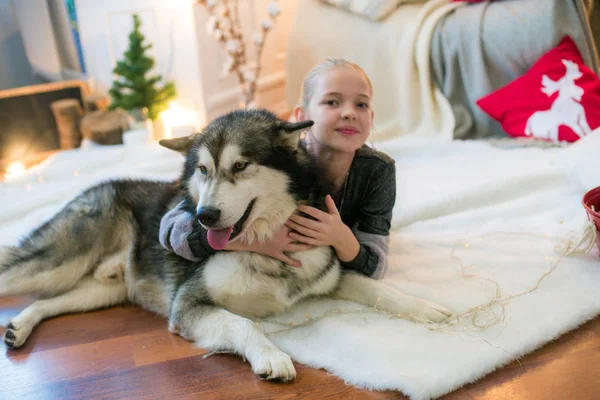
[476,36,600,143]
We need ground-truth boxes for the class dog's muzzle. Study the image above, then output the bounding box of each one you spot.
[197,207,221,227]
[197,199,257,250]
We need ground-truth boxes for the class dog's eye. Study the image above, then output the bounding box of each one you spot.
[198,165,208,175]
[232,161,249,173]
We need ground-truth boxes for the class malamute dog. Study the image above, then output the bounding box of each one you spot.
[0,109,449,381]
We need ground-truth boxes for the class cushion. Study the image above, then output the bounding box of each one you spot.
[318,0,420,22]
[476,36,600,143]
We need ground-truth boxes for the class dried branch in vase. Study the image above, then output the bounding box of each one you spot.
[197,0,281,108]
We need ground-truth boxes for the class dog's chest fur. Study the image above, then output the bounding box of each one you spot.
[203,246,341,319]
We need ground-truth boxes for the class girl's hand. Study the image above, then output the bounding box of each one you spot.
[285,195,360,262]
[286,195,343,247]
[227,224,311,267]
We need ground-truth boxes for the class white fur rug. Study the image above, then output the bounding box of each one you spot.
[1,133,600,399]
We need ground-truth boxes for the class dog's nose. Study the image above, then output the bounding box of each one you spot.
[197,207,221,226]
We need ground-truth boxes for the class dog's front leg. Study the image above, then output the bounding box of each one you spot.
[334,272,452,323]
[169,298,296,382]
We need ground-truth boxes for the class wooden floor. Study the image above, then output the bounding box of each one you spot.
[1,296,599,399]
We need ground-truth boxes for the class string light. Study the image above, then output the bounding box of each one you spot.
[4,161,26,180]
[254,223,598,339]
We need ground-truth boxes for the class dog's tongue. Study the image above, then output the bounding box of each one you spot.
[207,227,234,250]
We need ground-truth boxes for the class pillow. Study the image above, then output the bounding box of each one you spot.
[318,0,420,22]
[476,36,600,143]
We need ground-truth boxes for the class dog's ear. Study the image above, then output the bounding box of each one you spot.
[159,135,195,155]
[280,120,314,133]
[275,120,314,150]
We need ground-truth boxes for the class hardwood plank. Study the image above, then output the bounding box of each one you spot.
[0,333,137,392]
[1,299,599,399]
[1,299,166,355]
[131,330,207,367]
[443,316,600,399]
[3,352,400,400]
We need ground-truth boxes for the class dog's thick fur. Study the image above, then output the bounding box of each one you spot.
[0,109,450,381]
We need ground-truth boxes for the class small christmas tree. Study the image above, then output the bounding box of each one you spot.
[108,14,176,120]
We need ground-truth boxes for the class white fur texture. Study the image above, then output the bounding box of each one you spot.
[1,139,600,399]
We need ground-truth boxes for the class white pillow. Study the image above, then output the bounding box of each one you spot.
[550,127,600,191]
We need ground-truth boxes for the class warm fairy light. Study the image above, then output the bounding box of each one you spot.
[5,161,26,180]
[73,170,80,177]
[161,101,198,139]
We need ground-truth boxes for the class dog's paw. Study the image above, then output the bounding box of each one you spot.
[249,345,296,382]
[412,300,452,323]
[168,320,180,335]
[375,291,452,323]
[2,319,33,349]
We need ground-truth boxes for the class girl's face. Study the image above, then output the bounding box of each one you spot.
[297,67,374,154]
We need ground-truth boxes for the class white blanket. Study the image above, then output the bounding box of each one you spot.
[1,134,600,399]
[286,0,460,142]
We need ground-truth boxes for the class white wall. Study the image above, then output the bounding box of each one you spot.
[12,0,63,82]
[75,0,207,124]
[75,0,297,127]
[0,0,38,89]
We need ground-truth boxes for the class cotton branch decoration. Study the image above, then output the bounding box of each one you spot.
[197,0,281,108]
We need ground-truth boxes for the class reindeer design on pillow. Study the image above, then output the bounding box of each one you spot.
[525,59,592,142]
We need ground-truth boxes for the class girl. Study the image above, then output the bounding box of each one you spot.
[160,59,395,279]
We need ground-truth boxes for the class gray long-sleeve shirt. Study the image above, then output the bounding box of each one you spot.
[333,145,395,278]
[159,145,396,279]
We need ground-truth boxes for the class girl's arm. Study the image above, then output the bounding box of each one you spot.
[338,230,390,279]
[159,200,214,261]
[286,162,396,279]
[342,161,395,279]
[285,196,386,278]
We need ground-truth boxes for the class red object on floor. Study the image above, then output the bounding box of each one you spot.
[582,186,600,254]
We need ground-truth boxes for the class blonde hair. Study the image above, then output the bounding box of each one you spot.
[299,59,373,109]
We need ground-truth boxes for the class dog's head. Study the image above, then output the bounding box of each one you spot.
[160,109,317,250]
